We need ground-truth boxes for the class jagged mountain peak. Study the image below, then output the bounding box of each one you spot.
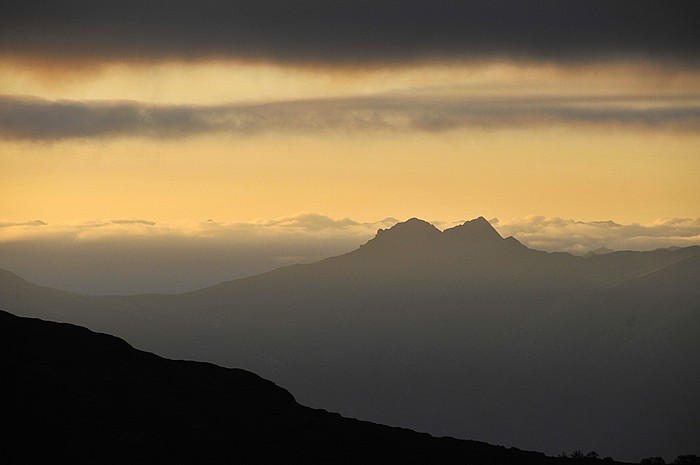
[357,218,441,254]
[373,217,441,240]
[393,217,439,230]
[443,216,502,241]
[360,216,507,254]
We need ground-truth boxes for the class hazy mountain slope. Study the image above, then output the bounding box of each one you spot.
[0,267,191,353]
[2,309,582,465]
[439,252,700,458]
[1,218,698,460]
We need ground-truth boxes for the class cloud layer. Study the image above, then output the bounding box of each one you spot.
[493,216,700,255]
[2,93,699,140]
[2,1,699,65]
[2,213,699,294]
[0,214,397,294]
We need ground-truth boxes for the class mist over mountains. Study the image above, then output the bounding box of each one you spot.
[2,214,699,295]
[2,217,699,461]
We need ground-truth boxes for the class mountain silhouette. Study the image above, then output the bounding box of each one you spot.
[1,217,699,461]
[362,216,513,253]
[374,217,442,241]
[3,309,593,464]
[443,216,504,242]
[584,247,615,257]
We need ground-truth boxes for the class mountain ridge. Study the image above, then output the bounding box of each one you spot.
[3,309,597,464]
[1,217,699,461]
[362,216,509,251]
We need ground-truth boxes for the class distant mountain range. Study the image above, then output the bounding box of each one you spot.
[584,247,615,257]
[2,217,699,461]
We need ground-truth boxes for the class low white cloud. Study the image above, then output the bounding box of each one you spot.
[0,213,398,294]
[0,213,398,242]
[2,213,698,255]
[2,213,699,295]
[493,216,700,255]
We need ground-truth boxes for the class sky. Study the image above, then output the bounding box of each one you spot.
[2,1,700,293]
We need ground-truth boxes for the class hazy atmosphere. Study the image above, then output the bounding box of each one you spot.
[2,1,700,463]
[2,213,700,294]
[3,1,700,294]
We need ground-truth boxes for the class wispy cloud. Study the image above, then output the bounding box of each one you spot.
[2,93,699,141]
[0,213,398,242]
[0,220,47,228]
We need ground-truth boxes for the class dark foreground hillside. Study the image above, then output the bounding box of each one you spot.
[1,309,605,465]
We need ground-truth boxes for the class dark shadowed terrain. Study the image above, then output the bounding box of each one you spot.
[3,309,601,464]
[2,217,699,461]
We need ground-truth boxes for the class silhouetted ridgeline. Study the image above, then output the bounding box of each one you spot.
[1,217,699,461]
[3,309,601,464]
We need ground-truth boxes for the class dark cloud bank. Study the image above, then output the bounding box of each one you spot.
[2,1,699,65]
[2,93,699,140]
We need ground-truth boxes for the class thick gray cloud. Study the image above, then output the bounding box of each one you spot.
[2,93,699,140]
[1,1,699,65]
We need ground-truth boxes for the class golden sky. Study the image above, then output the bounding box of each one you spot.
[2,2,700,229]
[2,60,699,226]
[2,1,700,293]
